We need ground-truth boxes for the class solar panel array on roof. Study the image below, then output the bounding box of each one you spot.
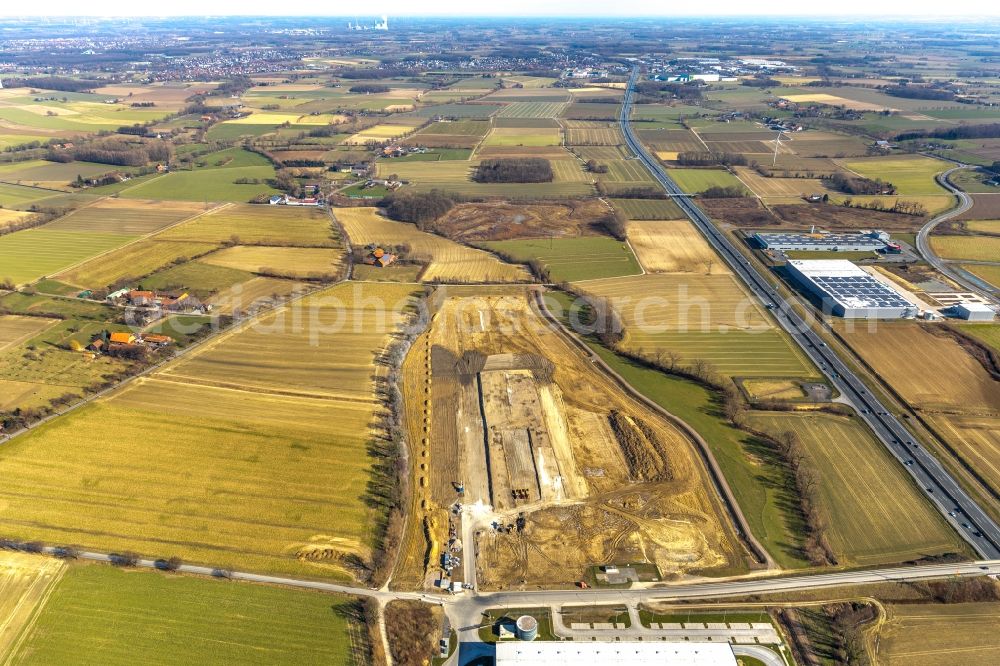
[811,275,912,309]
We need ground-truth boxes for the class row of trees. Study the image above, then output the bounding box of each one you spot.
[840,197,927,216]
[772,430,836,566]
[896,121,1000,142]
[46,138,172,167]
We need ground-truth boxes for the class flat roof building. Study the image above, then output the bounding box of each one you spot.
[754,230,889,252]
[787,259,917,318]
[953,301,996,321]
[495,642,738,666]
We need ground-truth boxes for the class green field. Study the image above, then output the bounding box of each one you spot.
[610,198,685,219]
[580,274,815,378]
[484,236,642,282]
[482,127,562,146]
[842,155,949,196]
[141,260,253,299]
[9,564,365,665]
[57,239,220,289]
[118,168,279,202]
[667,168,747,194]
[746,412,964,566]
[0,182,65,209]
[496,101,568,118]
[0,229,136,286]
[958,323,1000,354]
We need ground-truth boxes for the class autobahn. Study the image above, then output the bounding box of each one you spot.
[620,67,1000,559]
[917,165,999,304]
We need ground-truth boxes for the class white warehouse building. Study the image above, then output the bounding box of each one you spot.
[495,641,737,666]
[953,301,996,321]
[787,259,917,318]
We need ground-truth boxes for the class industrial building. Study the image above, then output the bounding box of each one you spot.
[754,229,898,253]
[952,301,996,321]
[787,259,917,318]
[495,642,738,665]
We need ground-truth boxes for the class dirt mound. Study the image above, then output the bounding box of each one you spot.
[608,410,672,481]
[434,200,609,241]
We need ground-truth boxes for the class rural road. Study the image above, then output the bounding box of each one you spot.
[620,65,1000,560]
[916,165,999,304]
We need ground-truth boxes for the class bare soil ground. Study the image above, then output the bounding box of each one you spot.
[394,291,744,591]
[433,200,610,242]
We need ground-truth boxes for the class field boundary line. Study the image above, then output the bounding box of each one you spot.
[47,200,231,286]
[0,559,66,666]
[530,286,775,569]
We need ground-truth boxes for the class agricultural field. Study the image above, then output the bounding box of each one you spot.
[8,564,366,665]
[0,282,420,579]
[375,160,592,198]
[958,194,1000,220]
[610,198,685,220]
[43,198,208,235]
[496,101,567,118]
[878,602,1000,666]
[200,246,343,278]
[930,235,1000,261]
[343,123,420,145]
[483,236,642,282]
[838,322,1000,414]
[579,274,814,378]
[627,220,730,274]
[781,92,895,112]
[139,261,253,299]
[732,167,826,200]
[746,412,964,566]
[335,207,529,283]
[0,182,63,209]
[393,292,746,590]
[841,155,950,196]
[117,149,278,202]
[159,203,336,246]
[667,168,747,194]
[0,89,172,136]
[0,228,136,286]
[56,238,219,290]
[566,127,624,146]
[963,264,1000,290]
[482,127,562,147]
[595,159,656,185]
[0,552,65,658]
[0,315,58,352]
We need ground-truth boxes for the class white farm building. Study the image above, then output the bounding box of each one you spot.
[495,641,738,666]
[787,259,917,318]
[952,302,996,321]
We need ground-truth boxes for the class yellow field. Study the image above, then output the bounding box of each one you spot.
[748,412,962,566]
[200,246,343,278]
[0,208,31,229]
[838,322,1000,413]
[0,315,57,352]
[627,220,731,274]
[782,93,896,111]
[927,414,1000,499]
[931,235,1000,262]
[965,220,1000,233]
[732,167,826,198]
[334,207,529,283]
[0,282,420,580]
[0,552,65,658]
[207,276,307,315]
[227,112,349,125]
[343,124,418,145]
[880,603,1000,666]
[656,151,680,161]
[158,204,336,246]
[742,379,805,401]
[57,239,218,289]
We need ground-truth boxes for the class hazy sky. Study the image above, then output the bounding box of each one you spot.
[0,0,997,17]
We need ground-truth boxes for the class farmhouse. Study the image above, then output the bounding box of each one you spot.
[787,259,917,318]
[495,642,737,666]
[128,290,155,306]
[363,247,397,267]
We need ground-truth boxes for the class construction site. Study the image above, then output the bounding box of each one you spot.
[392,288,748,592]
